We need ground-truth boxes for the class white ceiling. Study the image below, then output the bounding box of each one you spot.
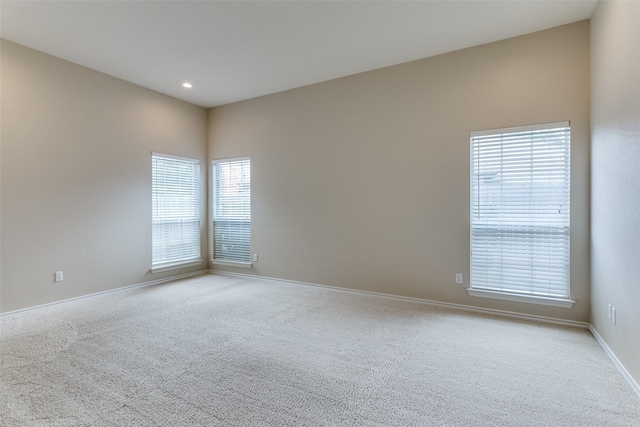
[1,1,597,108]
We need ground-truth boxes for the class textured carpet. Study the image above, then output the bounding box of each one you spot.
[1,274,639,426]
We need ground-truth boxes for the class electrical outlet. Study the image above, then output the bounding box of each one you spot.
[253,254,258,262]
[611,307,616,325]
[55,271,64,282]
[455,273,463,284]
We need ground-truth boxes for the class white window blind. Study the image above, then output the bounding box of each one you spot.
[213,158,251,263]
[152,153,201,268]
[470,122,570,299]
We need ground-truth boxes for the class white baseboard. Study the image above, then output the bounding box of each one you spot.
[213,270,640,401]
[6,268,637,402]
[0,269,210,318]
[209,270,589,329]
[589,326,640,400]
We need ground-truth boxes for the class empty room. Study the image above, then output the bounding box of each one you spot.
[1,0,639,425]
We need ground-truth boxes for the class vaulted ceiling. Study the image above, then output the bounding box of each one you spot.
[1,1,597,107]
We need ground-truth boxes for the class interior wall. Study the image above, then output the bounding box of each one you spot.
[209,21,591,322]
[0,40,208,313]
[590,1,640,385]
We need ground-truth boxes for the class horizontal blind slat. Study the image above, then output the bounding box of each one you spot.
[213,159,251,262]
[152,155,201,266]
[470,125,570,299]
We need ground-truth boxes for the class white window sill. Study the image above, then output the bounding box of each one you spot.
[467,288,575,308]
[151,259,204,274]
[210,259,252,269]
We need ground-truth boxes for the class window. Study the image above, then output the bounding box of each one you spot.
[151,153,201,271]
[470,122,571,307]
[212,158,251,265]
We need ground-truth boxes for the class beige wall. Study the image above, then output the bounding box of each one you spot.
[591,1,640,385]
[1,21,592,324]
[0,40,208,313]
[209,21,591,322]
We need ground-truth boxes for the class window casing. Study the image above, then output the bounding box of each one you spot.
[152,153,201,271]
[470,123,571,304]
[212,158,251,265]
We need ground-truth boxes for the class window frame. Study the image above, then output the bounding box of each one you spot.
[211,157,252,268]
[151,152,203,273]
[468,122,574,308]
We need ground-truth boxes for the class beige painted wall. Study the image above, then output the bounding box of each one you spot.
[209,22,591,322]
[0,40,208,313]
[590,1,640,385]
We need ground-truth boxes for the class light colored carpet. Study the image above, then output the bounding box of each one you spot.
[1,274,639,426]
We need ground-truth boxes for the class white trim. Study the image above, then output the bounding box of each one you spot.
[7,269,638,403]
[589,326,640,401]
[470,121,570,137]
[151,259,203,273]
[467,288,575,308]
[152,151,200,164]
[209,271,589,329]
[0,270,209,318]
[210,259,252,269]
[209,271,640,400]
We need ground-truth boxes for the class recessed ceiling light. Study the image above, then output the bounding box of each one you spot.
[182,82,193,88]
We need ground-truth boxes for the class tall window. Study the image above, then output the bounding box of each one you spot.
[212,158,251,264]
[152,153,201,270]
[470,122,570,303]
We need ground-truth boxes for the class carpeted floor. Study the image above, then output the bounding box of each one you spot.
[1,274,639,426]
